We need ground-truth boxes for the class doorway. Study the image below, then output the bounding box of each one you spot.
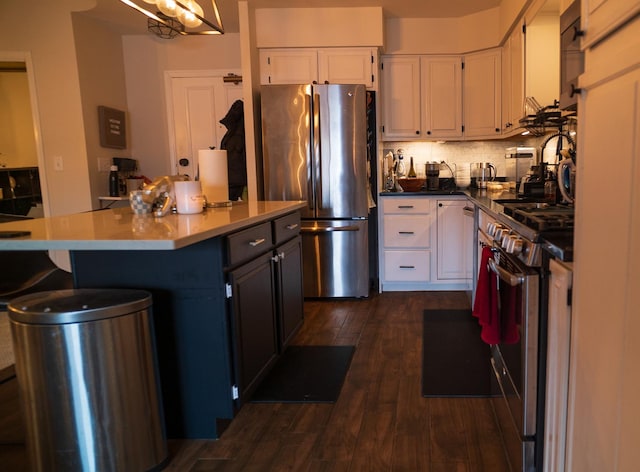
[165,71,243,180]
[0,54,48,218]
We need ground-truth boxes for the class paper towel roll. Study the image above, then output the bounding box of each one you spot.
[198,149,228,203]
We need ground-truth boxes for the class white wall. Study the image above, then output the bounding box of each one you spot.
[384,10,500,55]
[255,7,384,48]
[122,33,242,180]
[72,13,130,206]
[0,0,93,217]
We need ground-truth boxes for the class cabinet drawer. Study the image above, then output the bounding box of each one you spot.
[273,212,301,245]
[384,250,431,281]
[226,222,273,266]
[383,215,431,248]
[382,197,431,214]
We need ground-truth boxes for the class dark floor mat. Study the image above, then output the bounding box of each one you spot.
[422,309,493,397]
[250,345,355,403]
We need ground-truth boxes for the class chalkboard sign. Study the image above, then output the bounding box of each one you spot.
[98,106,126,149]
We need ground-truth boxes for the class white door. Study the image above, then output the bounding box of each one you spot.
[168,74,243,179]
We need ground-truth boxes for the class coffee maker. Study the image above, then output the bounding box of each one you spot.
[425,162,440,191]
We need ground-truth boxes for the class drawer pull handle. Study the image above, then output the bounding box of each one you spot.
[249,238,266,247]
[398,231,415,234]
[398,205,415,209]
[399,265,416,269]
[285,223,299,230]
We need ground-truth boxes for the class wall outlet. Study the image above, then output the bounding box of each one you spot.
[54,155,64,171]
[97,157,111,172]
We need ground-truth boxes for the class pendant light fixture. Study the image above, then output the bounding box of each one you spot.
[119,0,224,36]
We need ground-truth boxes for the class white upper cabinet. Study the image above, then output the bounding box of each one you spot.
[581,0,640,48]
[381,55,462,141]
[463,48,502,139]
[317,49,376,87]
[259,48,377,88]
[421,56,463,139]
[381,56,422,139]
[501,23,525,135]
[259,49,318,85]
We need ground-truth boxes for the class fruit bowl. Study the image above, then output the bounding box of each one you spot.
[397,178,426,192]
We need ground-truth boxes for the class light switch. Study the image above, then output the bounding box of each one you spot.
[54,156,64,171]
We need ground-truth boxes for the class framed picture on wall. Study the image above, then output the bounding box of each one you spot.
[98,106,126,149]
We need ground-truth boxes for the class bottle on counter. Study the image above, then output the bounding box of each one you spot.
[407,157,417,178]
[396,152,406,178]
[109,165,120,197]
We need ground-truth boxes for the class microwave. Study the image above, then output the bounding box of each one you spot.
[559,0,585,110]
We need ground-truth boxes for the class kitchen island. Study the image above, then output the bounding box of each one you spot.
[0,200,306,439]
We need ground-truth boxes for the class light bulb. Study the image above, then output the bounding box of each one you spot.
[176,0,203,28]
[157,0,178,17]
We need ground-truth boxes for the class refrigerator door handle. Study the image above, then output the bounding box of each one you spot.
[301,225,361,233]
[312,91,323,211]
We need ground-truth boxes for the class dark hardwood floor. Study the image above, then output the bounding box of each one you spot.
[0,291,512,471]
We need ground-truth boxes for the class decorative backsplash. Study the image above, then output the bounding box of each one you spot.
[381,134,566,180]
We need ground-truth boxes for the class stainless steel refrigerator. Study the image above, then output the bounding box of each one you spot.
[261,84,370,298]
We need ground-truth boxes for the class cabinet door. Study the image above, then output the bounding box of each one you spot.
[436,200,473,280]
[381,56,422,139]
[275,236,304,350]
[228,252,278,404]
[318,48,375,88]
[581,0,640,48]
[502,24,524,134]
[259,49,318,85]
[463,49,502,138]
[566,21,640,470]
[421,56,463,138]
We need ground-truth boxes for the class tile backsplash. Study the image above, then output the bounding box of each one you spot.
[380,137,559,180]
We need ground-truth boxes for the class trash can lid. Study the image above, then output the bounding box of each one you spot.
[8,289,152,325]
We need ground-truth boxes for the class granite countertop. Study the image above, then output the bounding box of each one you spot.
[0,200,306,251]
[379,190,467,196]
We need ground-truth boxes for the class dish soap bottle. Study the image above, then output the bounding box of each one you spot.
[109,165,120,197]
[407,157,417,178]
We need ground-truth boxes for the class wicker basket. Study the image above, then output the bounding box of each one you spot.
[397,178,426,192]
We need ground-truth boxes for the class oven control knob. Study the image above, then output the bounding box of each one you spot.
[487,222,503,237]
[506,235,524,255]
[501,231,512,248]
[496,228,509,244]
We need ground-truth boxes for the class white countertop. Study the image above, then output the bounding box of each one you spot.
[0,201,306,251]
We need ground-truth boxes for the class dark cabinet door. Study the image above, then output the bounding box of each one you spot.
[228,251,278,405]
[275,236,304,350]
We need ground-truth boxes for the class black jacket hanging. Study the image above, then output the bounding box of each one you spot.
[220,100,247,201]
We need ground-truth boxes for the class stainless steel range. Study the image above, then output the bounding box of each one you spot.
[478,200,574,472]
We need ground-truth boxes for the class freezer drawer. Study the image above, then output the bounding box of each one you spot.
[301,219,369,298]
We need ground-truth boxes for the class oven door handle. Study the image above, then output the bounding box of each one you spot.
[488,259,525,286]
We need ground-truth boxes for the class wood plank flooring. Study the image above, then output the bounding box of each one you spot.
[0,291,512,471]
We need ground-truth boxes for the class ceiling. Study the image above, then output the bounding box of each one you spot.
[81,0,503,36]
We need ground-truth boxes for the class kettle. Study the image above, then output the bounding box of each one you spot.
[471,162,496,188]
[557,150,576,204]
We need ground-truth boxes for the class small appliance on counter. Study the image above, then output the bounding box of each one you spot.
[425,162,440,191]
[470,162,496,189]
[505,147,536,189]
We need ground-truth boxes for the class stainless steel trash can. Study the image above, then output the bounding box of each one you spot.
[8,288,168,472]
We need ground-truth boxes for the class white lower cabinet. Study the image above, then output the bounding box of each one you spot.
[379,195,472,291]
[436,199,474,281]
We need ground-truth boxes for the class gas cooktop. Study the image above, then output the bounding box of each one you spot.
[501,202,574,232]
[498,201,575,262]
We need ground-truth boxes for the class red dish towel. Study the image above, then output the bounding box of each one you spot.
[473,247,501,344]
[472,246,493,325]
